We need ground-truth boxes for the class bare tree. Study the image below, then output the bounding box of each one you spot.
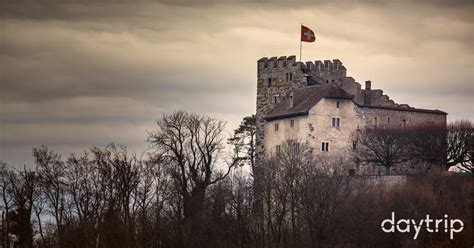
[404,121,472,172]
[446,120,472,172]
[297,157,351,248]
[404,124,446,166]
[0,162,14,248]
[9,167,37,248]
[354,128,407,175]
[148,111,236,247]
[34,146,67,246]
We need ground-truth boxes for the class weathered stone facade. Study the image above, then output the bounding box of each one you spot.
[256,55,447,175]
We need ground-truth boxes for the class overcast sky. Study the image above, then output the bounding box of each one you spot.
[1,0,473,167]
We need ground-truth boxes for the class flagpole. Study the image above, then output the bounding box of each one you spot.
[299,23,302,61]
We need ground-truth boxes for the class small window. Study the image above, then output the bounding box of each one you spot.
[336,101,340,108]
[374,117,378,127]
[289,73,293,81]
[322,142,329,152]
[286,73,289,81]
[290,119,295,127]
[268,78,272,87]
[274,123,279,131]
[332,118,340,128]
[276,145,281,155]
[291,142,300,153]
[273,96,277,104]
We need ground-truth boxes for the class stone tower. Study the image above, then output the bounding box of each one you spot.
[255,56,361,161]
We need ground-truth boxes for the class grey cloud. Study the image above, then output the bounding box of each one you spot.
[1,0,473,167]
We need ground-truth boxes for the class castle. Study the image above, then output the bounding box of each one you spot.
[255,56,447,174]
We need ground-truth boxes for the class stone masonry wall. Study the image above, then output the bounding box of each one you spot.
[256,56,359,162]
[256,56,447,176]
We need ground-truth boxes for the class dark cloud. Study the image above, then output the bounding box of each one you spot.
[1,0,473,166]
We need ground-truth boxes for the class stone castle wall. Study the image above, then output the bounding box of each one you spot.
[256,56,358,160]
[256,56,447,176]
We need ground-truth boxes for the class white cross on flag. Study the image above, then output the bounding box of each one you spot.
[301,25,315,42]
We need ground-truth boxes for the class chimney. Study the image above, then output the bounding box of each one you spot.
[289,91,294,109]
[365,80,371,90]
[364,81,372,105]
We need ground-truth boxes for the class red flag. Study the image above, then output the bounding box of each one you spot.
[301,25,315,42]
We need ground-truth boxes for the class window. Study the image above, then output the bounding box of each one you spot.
[276,145,281,155]
[336,101,340,108]
[268,78,272,87]
[332,118,340,128]
[286,73,289,81]
[274,123,279,131]
[291,142,300,153]
[273,96,278,104]
[289,73,293,81]
[374,117,378,127]
[321,142,329,152]
[290,119,295,127]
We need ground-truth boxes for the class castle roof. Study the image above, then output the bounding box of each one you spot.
[264,84,447,121]
[359,104,447,115]
[265,84,353,121]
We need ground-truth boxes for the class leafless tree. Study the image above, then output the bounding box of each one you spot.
[404,120,472,172]
[148,111,236,247]
[354,128,407,175]
[0,162,14,248]
[34,146,67,246]
[9,167,37,248]
[446,120,472,172]
[404,124,446,166]
[297,157,351,248]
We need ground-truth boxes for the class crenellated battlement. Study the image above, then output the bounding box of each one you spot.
[302,59,346,72]
[258,55,297,71]
[258,56,347,73]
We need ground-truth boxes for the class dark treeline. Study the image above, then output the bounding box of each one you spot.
[0,112,472,248]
